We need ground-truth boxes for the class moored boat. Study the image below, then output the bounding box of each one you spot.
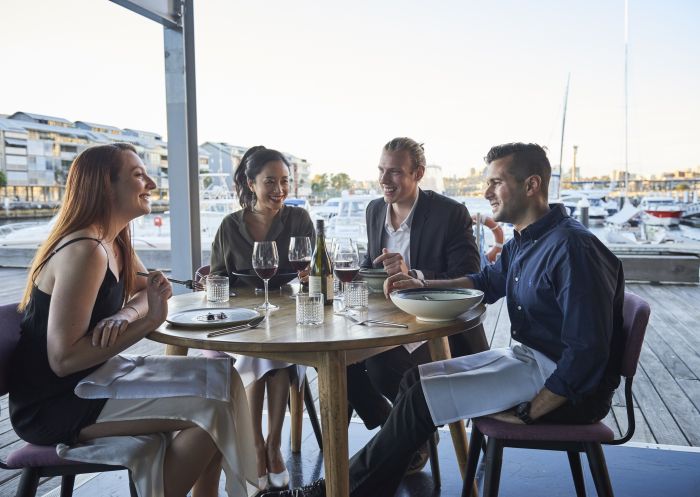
[639,196,684,226]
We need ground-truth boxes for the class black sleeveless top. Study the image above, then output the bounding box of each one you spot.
[9,237,125,445]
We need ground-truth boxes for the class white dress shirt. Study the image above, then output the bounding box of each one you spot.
[382,192,424,353]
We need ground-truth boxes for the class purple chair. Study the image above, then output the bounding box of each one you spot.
[461,291,651,497]
[194,265,323,451]
[0,302,137,497]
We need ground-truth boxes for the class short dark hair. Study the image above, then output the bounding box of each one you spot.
[383,137,426,172]
[485,143,551,195]
[234,145,291,209]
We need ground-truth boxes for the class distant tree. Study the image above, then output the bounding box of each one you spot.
[0,170,6,187]
[311,174,330,196]
[330,173,352,192]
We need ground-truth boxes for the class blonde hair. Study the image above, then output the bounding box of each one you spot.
[19,143,138,311]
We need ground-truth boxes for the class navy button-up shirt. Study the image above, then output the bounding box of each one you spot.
[469,204,625,403]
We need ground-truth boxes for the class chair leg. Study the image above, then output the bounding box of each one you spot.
[304,378,323,451]
[128,471,138,497]
[59,475,75,497]
[462,425,484,497]
[585,443,615,497]
[289,383,304,453]
[16,468,40,497]
[428,432,441,488]
[567,450,587,497]
[482,437,504,497]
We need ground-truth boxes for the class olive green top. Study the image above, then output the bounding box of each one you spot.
[210,205,315,285]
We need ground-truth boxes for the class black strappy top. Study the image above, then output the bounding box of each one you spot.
[8,237,125,445]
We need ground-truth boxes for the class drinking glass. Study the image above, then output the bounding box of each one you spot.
[288,236,312,295]
[252,241,279,310]
[332,238,359,313]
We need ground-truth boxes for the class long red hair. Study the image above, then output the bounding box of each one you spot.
[19,143,138,311]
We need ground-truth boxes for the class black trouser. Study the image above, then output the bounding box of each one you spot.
[346,364,613,497]
[346,362,393,429]
[348,367,435,497]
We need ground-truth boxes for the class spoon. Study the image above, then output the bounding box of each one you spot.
[206,315,266,337]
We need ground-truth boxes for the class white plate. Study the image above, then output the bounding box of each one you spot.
[166,307,260,328]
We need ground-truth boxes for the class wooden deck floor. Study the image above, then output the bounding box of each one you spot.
[0,267,699,495]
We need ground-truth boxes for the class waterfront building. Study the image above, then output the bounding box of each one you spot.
[0,113,333,205]
[200,141,312,198]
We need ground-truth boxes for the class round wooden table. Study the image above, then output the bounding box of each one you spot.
[149,288,486,497]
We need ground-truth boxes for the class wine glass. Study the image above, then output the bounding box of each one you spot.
[252,241,279,310]
[289,236,312,295]
[332,238,359,313]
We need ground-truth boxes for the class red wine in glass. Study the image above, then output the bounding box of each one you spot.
[335,267,359,283]
[255,266,278,280]
[289,258,311,272]
[334,259,359,283]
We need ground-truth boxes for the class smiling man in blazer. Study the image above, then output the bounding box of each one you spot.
[347,137,488,473]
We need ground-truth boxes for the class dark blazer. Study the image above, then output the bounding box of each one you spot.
[361,189,481,278]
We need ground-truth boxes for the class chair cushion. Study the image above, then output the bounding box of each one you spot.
[5,443,82,469]
[473,417,615,443]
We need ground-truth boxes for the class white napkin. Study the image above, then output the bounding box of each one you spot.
[75,355,232,401]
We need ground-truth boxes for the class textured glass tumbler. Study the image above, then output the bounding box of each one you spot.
[206,275,229,303]
[344,280,368,310]
[296,293,324,325]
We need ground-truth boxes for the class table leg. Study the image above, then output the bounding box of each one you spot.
[428,336,476,497]
[165,344,189,356]
[317,350,349,497]
[289,383,304,453]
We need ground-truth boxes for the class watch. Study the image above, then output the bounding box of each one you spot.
[515,401,534,425]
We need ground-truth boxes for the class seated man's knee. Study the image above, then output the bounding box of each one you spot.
[399,366,421,392]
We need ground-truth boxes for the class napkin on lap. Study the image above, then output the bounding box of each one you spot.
[75,355,232,401]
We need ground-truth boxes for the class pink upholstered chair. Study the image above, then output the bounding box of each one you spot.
[461,291,651,497]
[194,265,323,451]
[0,302,137,497]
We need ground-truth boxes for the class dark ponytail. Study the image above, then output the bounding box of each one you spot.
[234,145,291,209]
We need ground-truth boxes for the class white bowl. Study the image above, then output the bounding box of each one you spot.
[358,268,389,294]
[390,288,484,322]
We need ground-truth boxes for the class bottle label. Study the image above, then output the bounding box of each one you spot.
[325,275,334,301]
[308,276,322,296]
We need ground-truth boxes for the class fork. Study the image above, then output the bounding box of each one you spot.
[206,315,266,337]
[339,314,408,328]
[137,271,203,290]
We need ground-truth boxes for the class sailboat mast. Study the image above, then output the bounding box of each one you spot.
[624,0,629,197]
[557,73,570,198]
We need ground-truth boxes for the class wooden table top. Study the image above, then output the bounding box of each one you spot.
[148,287,486,355]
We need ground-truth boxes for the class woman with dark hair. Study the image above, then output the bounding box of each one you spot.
[9,143,256,497]
[210,145,314,491]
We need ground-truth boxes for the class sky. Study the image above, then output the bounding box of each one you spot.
[1,0,699,180]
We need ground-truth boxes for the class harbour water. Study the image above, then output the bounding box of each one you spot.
[1,196,699,270]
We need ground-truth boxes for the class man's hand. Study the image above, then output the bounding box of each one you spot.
[486,409,525,424]
[384,272,423,297]
[374,248,409,276]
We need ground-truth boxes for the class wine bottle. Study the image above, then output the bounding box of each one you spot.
[308,219,334,305]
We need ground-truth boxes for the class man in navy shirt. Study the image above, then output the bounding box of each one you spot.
[263,143,625,497]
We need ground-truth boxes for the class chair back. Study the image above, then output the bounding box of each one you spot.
[620,291,650,378]
[194,265,210,285]
[0,303,23,396]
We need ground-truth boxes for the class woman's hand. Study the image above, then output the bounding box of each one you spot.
[298,267,310,283]
[146,271,173,326]
[91,317,129,348]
